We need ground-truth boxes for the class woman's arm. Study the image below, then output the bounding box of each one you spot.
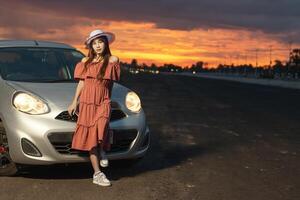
[72,80,84,105]
[68,79,84,115]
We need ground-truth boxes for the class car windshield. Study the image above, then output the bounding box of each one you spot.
[0,47,84,82]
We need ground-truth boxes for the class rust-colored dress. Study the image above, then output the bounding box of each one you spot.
[71,60,121,151]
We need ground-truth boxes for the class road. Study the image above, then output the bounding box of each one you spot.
[1,71,299,200]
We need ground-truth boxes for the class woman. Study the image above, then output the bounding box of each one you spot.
[67,29,121,187]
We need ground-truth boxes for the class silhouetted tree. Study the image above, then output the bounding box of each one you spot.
[287,49,300,78]
[289,49,300,66]
[131,59,138,69]
[190,61,204,72]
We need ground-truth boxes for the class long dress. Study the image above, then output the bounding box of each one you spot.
[71,59,121,151]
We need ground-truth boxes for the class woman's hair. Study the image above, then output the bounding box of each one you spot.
[84,36,112,80]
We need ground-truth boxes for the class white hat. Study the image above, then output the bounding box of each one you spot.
[85,29,115,47]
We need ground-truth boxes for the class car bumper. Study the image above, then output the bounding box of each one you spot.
[2,109,150,165]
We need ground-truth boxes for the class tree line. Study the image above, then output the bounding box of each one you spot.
[121,48,300,79]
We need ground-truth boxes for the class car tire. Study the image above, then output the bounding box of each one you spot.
[0,121,19,176]
[0,152,19,176]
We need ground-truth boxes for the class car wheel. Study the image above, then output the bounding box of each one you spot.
[0,121,18,176]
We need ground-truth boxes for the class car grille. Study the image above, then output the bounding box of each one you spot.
[47,129,138,155]
[55,101,126,122]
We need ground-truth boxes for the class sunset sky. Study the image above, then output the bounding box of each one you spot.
[0,0,299,68]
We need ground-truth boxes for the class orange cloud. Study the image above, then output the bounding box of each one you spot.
[81,21,292,68]
[0,5,295,68]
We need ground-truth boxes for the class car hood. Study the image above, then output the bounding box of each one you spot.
[5,81,129,110]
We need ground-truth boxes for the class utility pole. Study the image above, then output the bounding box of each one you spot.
[269,45,273,67]
[255,49,258,68]
[287,41,293,78]
[255,48,259,77]
[288,41,293,63]
[268,45,273,78]
[244,53,248,75]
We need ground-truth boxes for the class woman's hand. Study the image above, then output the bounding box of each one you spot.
[67,101,77,116]
[81,57,89,63]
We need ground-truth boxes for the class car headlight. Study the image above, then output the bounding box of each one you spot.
[13,92,49,114]
[125,91,141,113]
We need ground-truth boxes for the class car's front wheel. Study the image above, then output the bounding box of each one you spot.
[0,121,18,176]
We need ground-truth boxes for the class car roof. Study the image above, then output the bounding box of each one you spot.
[0,40,75,49]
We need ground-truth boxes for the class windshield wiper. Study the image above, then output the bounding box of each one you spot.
[7,79,76,82]
[40,79,76,82]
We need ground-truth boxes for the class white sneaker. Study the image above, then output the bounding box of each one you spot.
[100,149,109,168]
[93,172,111,187]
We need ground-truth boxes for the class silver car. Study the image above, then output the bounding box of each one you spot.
[0,40,150,176]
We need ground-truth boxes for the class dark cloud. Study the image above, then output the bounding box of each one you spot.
[1,0,300,43]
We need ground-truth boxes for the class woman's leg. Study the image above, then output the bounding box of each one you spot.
[89,146,101,173]
[90,124,104,173]
[90,143,111,186]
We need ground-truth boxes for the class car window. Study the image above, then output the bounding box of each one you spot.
[0,47,84,82]
[58,50,85,80]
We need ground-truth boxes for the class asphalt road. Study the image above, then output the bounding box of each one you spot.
[1,71,299,200]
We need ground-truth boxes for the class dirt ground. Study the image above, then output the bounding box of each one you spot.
[1,71,299,200]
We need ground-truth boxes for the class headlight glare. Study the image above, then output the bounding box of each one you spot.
[13,93,49,114]
[125,91,141,113]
